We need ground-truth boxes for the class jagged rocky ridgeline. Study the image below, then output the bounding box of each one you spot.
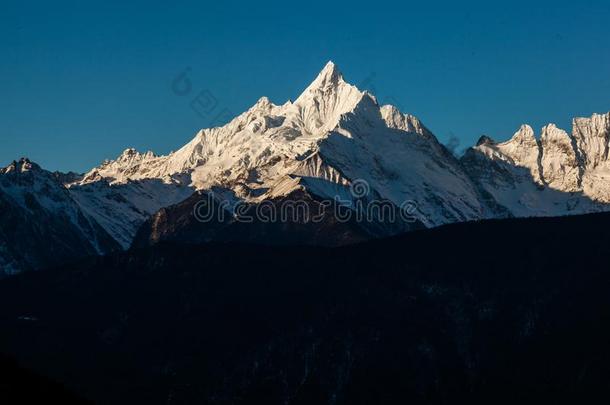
[0,159,121,275]
[1,62,609,274]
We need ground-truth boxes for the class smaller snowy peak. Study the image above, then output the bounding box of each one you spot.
[572,112,610,169]
[115,148,157,163]
[1,158,69,202]
[476,135,495,146]
[540,124,577,159]
[474,124,537,158]
[470,124,542,184]
[379,105,432,137]
[1,158,41,175]
[511,124,537,144]
[80,148,162,184]
[475,124,538,163]
[237,96,282,125]
[235,97,277,118]
[573,112,610,133]
[541,123,570,142]
[254,96,273,108]
[1,159,56,190]
[539,123,580,191]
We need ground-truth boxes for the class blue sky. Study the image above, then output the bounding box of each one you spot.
[2,0,610,172]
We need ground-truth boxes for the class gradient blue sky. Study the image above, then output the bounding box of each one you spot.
[2,0,610,172]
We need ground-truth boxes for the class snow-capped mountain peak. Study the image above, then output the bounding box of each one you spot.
[1,158,40,174]
[61,62,494,246]
[297,61,343,95]
[291,61,370,137]
[476,124,540,177]
[3,62,610,275]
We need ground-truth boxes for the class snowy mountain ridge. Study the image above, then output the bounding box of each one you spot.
[2,61,610,274]
[462,112,610,217]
